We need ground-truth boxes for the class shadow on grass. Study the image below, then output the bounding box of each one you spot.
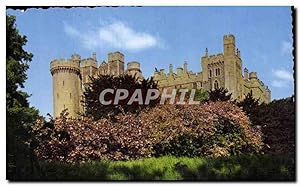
[30,154,295,181]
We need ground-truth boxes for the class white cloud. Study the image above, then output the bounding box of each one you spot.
[273,69,293,81]
[63,21,162,51]
[271,69,294,88]
[281,40,293,56]
[271,80,288,88]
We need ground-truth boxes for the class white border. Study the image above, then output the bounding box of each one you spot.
[0,0,298,185]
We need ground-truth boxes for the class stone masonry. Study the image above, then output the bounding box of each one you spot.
[153,34,271,103]
[51,34,271,118]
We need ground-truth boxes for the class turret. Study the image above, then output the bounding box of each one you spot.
[223,34,235,56]
[177,67,183,75]
[183,61,188,73]
[244,68,249,80]
[249,72,257,80]
[108,51,124,76]
[236,48,241,58]
[50,54,82,118]
[81,52,98,84]
[127,61,143,80]
[169,64,173,75]
[92,52,96,61]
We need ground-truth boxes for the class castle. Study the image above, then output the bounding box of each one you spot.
[153,34,271,103]
[50,51,143,117]
[50,34,271,118]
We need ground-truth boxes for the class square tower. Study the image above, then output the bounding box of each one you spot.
[108,51,125,76]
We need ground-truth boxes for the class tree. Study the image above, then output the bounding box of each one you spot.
[82,74,159,120]
[208,87,232,102]
[6,15,40,180]
[237,91,261,123]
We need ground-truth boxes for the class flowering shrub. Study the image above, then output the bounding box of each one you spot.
[146,102,263,157]
[32,102,263,162]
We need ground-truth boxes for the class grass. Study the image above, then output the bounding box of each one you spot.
[36,154,294,181]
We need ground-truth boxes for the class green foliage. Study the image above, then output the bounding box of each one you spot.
[208,87,232,102]
[191,89,209,102]
[6,14,40,180]
[82,74,159,120]
[36,155,294,181]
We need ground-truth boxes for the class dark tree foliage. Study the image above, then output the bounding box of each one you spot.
[6,15,40,180]
[82,74,159,120]
[237,92,261,124]
[208,87,232,102]
[247,96,295,157]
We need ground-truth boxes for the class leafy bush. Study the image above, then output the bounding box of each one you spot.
[32,101,263,162]
[150,102,263,157]
[245,96,295,156]
[208,87,232,102]
[236,92,261,126]
[82,74,159,120]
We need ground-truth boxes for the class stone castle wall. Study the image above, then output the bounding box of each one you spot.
[50,51,142,118]
[153,34,271,103]
[51,35,271,118]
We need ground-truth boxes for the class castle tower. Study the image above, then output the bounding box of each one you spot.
[223,34,235,56]
[50,54,82,118]
[169,64,173,75]
[127,61,143,81]
[108,51,124,76]
[223,34,243,100]
[81,52,98,85]
[183,62,188,73]
[244,68,249,80]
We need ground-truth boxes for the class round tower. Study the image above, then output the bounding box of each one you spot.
[50,54,82,118]
[127,61,143,81]
[249,72,258,80]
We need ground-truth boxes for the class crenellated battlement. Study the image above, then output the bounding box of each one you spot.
[50,56,81,75]
[127,61,140,70]
[108,51,124,63]
[154,34,271,103]
[81,58,97,68]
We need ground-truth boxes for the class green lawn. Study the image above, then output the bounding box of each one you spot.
[36,154,294,181]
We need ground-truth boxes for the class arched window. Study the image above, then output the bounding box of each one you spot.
[214,80,219,89]
[215,68,221,76]
[209,69,212,78]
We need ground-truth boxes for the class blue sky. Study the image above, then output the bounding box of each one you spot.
[7,7,293,117]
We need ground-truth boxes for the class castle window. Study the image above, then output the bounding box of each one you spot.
[215,68,221,76]
[214,80,219,89]
[209,69,212,78]
[63,81,64,86]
